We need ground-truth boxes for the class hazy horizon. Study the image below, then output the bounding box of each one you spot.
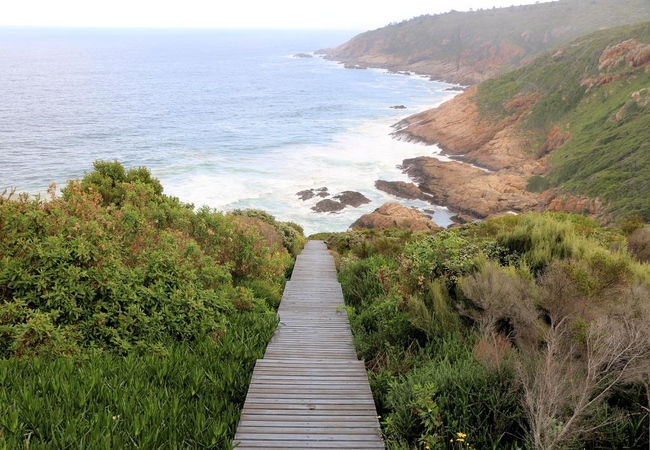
[3,1,556,31]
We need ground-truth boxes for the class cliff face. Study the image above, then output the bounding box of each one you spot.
[388,87,546,219]
[319,0,650,85]
[393,86,543,174]
[390,88,605,219]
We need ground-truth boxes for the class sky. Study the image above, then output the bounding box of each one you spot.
[2,0,554,30]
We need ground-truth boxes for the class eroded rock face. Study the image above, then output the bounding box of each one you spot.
[401,157,541,219]
[392,86,544,174]
[542,191,605,216]
[351,202,440,231]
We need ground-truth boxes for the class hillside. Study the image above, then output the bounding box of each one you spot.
[389,21,650,223]
[318,0,650,84]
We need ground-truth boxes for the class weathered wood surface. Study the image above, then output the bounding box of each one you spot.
[233,240,384,449]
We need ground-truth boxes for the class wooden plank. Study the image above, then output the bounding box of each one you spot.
[235,433,381,441]
[235,443,376,449]
[239,415,377,429]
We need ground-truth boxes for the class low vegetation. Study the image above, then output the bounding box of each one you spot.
[320,213,650,449]
[0,161,303,448]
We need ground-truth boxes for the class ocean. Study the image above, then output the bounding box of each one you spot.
[0,28,458,235]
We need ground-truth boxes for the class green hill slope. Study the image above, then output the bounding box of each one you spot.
[320,0,650,84]
[475,21,650,220]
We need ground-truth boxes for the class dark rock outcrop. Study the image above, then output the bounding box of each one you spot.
[310,190,371,213]
[312,199,346,213]
[375,180,429,201]
[333,191,370,208]
[297,187,330,201]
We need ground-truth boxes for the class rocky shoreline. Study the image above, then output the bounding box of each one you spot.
[373,85,605,225]
[303,55,604,230]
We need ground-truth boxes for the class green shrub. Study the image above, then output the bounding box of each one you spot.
[380,336,522,450]
[400,230,480,293]
[338,255,394,307]
[496,213,580,272]
[231,208,305,257]
[0,161,295,447]
[527,175,550,193]
[329,213,649,449]
[242,279,283,309]
[1,161,290,357]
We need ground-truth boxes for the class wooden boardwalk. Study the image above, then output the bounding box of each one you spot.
[233,240,384,449]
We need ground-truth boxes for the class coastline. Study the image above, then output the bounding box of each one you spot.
[383,84,606,222]
[317,59,600,224]
[319,57,544,224]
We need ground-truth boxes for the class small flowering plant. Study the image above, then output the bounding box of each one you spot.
[450,431,473,449]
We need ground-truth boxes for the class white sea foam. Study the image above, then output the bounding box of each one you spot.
[164,113,457,236]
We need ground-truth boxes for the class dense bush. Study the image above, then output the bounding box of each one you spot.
[332,214,650,450]
[0,162,291,356]
[231,208,305,258]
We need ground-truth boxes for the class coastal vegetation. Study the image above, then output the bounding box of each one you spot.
[0,161,304,448]
[476,21,650,220]
[317,214,650,449]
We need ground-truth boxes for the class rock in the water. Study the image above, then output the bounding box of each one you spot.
[297,187,330,201]
[375,180,429,201]
[333,191,371,208]
[390,105,407,109]
[315,187,330,198]
[296,189,315,200]
[310,190,370,213]
[312,199,346,213]
[293,53,313,58]
[351,202,440,231]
